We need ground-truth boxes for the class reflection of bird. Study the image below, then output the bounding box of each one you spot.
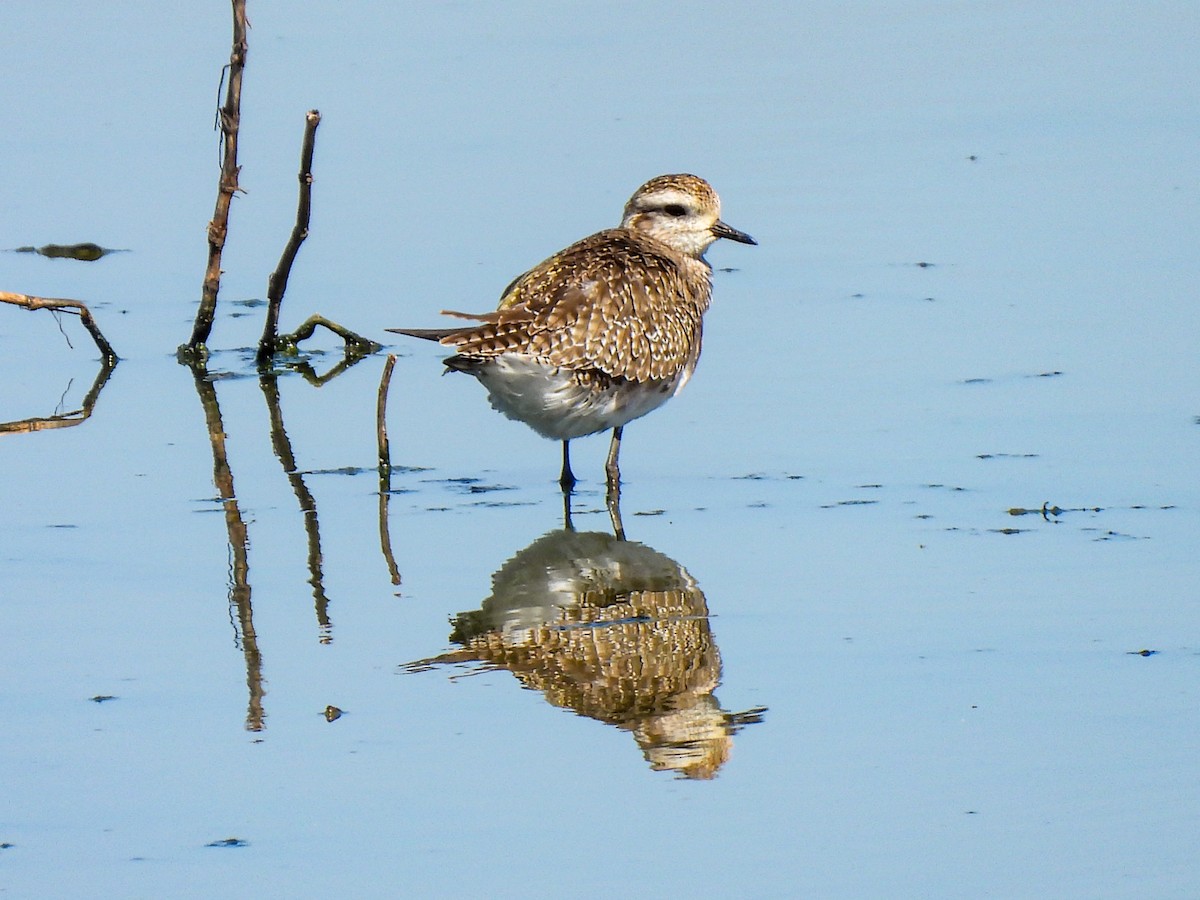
[403,527,765,780]
[388,174,755,492]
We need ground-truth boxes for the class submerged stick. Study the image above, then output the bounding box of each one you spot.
[257,109,322,367]
[0,290,118,363]
[185,0,248,356]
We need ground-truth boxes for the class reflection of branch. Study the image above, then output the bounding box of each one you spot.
[257,110,321,367]
[0,290,118,363]
[190,362,266,732]
[185,0,248,356]
[271,337,377,386]
[259,374,333,641]
[0,357,117,435]
[377,356,401,586]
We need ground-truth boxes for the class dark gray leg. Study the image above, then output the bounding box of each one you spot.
[605,426,623,489]
[559,440,576,492]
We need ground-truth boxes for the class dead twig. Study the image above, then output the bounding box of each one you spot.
[184,0,249,358]
[377,354,396,473]
[272,314,381,357]
[0,290,119,364]
[257,109,321,367]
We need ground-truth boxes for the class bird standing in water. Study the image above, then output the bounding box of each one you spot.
[389,173,755,496]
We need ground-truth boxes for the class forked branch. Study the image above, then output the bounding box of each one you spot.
[0,291,118,364]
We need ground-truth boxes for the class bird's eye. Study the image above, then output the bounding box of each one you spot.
[663,204,687,217]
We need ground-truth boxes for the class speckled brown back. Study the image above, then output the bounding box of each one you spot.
[437,229,712,383]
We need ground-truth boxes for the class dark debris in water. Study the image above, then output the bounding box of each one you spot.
[977,453,1039,460]
[733,472,806,482]
[465,483,517,495]
[961,371,1063,386]
[205,837,249,848]
[989,527,1027,535]
[1008,502,1173,520]
[13,242,127,261]
[820,499,879,508]
[1087,529,1146,542]
[89,695,118,703]
[1008,503,1104,519]
[1126,649,1159,657]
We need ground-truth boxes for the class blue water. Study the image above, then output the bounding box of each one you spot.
[2,3,1197,897]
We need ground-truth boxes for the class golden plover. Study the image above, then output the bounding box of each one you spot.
[389,173,755,493]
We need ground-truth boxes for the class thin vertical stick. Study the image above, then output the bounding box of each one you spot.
[187,0,248,354]
[257,109,322,367]
[376,354,396,473]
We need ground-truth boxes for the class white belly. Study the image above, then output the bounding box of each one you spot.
[469,356,692,441]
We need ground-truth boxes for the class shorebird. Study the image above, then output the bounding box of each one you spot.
[388,173,755,493]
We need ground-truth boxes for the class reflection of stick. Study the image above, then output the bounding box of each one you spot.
[190,362,266,732]
[277,345,375,385]
[0,357,117,435]
[186,0,248,355]
[257,110,322,367]
[260,374,333,641]
[377,355,402,586]
[0,291,118,363]
[379,480,402,587]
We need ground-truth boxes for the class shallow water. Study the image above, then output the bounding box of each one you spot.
[3,3,1198,897]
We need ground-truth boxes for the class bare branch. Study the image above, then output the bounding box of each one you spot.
[185,0,249,356]
[257,109,322,367]
[0,290,118,363]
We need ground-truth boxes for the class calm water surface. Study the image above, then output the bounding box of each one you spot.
[2,3,1197,897]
